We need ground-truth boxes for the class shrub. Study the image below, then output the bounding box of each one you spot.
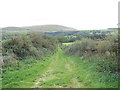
[64,38,97,56]
[64,34,118,74]
[2,33,58,65]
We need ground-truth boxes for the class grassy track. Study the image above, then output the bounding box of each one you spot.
[32,48,83,88]
[2,48,84,88]
[2,48,118,88]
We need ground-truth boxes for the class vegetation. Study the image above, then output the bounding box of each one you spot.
[1,28,119,88]
[2,33,58,67]
[2,56,53,88]
[63,32,119,88]
[2,30,30,40]
[2,48,118,88]
[62,42,74,46]
[45,29,117,43]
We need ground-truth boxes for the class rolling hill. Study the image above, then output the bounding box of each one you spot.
[23,24,77,32]
[2,27,26,31]
[2,25,77,32]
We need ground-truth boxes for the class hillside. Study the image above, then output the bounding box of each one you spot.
[2,25,118,32]
[23,25,77,32]
[2,27,27,31]
[1,25,77,32]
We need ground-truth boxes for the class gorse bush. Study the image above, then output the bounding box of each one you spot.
[64,38,97,56]
[2,33,58,66]
[64,34,119,57]
[64,34,119,74]
[56,36,68,43]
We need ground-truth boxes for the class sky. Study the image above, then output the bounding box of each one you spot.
[0,0,119,30]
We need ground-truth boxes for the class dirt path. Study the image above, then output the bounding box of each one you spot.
[32,48,83,88]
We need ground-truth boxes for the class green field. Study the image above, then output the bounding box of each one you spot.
[62,42,74,46]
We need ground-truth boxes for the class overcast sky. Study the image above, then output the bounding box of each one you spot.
[0,0,119,30]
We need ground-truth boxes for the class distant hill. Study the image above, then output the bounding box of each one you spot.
[2,27,27,30]
[1,25,77,32]
[107,28,119,30]
[23,25,77,32]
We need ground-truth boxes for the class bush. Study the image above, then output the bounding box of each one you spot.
[2,33,58,65]
[64,38,97,56]
[64,33,119,58]
[56,36,68,43]
[64,34,119,74]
